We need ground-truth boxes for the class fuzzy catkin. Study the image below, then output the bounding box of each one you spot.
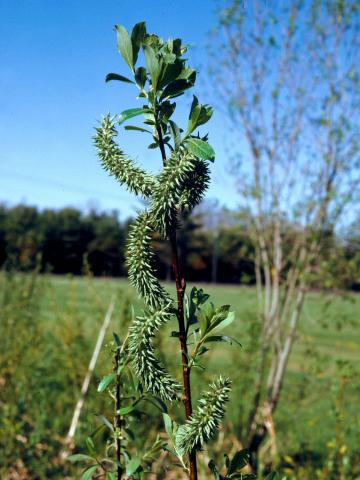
[94,115,156,198]
[128,306,180,401]
[176,376,232,453]
[149,149,209,236]
[126,211,172,310]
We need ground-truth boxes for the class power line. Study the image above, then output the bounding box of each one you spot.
[0,169,133,202]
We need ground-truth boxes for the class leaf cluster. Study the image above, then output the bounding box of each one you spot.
[106,21,215,160]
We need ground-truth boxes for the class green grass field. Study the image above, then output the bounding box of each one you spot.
[40,276,360,450]
[1,273,360,478]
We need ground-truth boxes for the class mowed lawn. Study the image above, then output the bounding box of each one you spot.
[39,275,360,458]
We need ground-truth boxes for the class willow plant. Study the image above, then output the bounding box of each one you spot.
[90,22,249,480]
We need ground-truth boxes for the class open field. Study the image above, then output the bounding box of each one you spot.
[1,273,360,478]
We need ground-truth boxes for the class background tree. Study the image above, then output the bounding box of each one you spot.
[210,0,360,464]
[5,205,40,270]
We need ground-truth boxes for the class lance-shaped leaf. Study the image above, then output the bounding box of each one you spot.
[97,373,116,392]
[105,73,135,84]
[124,125,152,134]
[143,45,160,91]
[131,21,146,66]
[115,24,134,72]
[186,95,214,136]
[118,108,148,125]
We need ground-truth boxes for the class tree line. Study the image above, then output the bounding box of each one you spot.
[0,202,359,290]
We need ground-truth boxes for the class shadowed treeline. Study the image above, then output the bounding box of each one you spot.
[1,202,360,290]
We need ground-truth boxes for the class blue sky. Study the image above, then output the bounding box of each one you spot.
[0,0,237,219]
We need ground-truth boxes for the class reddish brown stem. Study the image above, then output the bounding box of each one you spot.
[156,121,198,480]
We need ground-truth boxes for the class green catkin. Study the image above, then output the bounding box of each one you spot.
[176,376,232,453]
[178,158,210,211]
[94,115,156,198]
[128,306,180,401]
[149,149,209,236]
[126,211,172,310]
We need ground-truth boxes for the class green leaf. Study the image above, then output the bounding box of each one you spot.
[143,45,160,91]
[186,96,214,136]
[177,66,196,81]
[135,66,147,90]
[160,101,176,124]
[67,453,94,463]
[160,79,192,100]
[118,405,136,415]
[105,73,135,84]
[210,310,235,333]
[82,465,98,480]
[131,22,146,66]
[227,449,250,474]
[186,96,201,136]
[184,138,215,161]
[198,301,214,335]
[85,436,95,454]
[169,120,181,149]
[204,335,242,347]
[265,473,282,480]
[105,473,117,480]
[158,59,183,89]
[97,414,114,432]
[126,457,141,476]
[113,332,121,346]
[197,345,209,356]
[143,396,168,413]
[163,413,173,438]
[208,460,221,479]
[163,413,177,441]
[124,125,152,134]
[115,25,134,72]
[198,309,209,336]
[97,373,115,392]
[197,105,213,127]
[118,108,147,125]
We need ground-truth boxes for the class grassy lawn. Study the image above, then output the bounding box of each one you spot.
[1,273,359,477]
[40,275,360,452]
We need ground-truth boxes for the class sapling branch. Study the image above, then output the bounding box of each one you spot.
[94,21,234,479]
